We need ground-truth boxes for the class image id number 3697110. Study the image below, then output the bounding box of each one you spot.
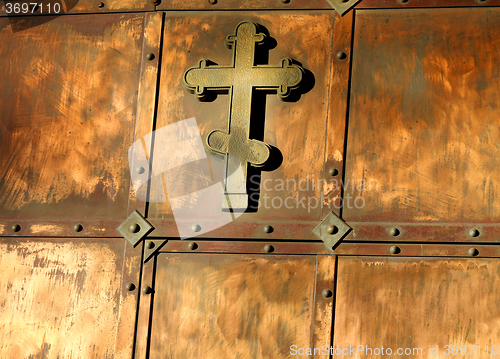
[5,2,61,13]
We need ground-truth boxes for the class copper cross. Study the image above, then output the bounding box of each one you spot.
[183,21,303,211]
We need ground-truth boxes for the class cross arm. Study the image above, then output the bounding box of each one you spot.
[183,59,234,99]
[252,58,304,98]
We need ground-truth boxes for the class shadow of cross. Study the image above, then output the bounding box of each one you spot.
[183,21,304,211]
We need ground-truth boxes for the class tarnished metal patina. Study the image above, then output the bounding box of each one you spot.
[117,210,154,247]
[183,21,304,211]
[325,0,362,15]
[313,211,352,249]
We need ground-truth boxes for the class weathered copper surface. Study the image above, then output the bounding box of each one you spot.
[148,253,334,358]
[150,11,337,239]
[322,11,353,219]
[357,0,498,8]
[344,8,500,227]
[183,21,303,211]
[158,0,336,10]
[345,222,500,243]
[155,240,500,258]
[334,256,500,357]
[0,13,152,236]
[0,238,124,358]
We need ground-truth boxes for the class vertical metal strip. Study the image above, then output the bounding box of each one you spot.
[322,11,355,220]
[128,11,164,217]
[312,255,337,358]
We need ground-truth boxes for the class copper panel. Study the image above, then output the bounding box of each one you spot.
[357,0,499,8]
[0,238,124,358]
[0,13,153,236]
[0,0,153,17]
[344,8,500,225]
[148,253,334,358]
[158,0,333,10]
[322,12,353,219]
[150,11,337,240]
[334,256,500,358]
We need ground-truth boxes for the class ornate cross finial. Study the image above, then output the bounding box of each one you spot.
[183,21,304,211]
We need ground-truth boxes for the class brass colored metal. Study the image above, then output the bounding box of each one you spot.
[389,227,400,236]
[125,283,136,291]
[328,168,339,176]
[313,211,351,249]
[142,286,152,295]
[151,0,161,5]
[208,0,217,4]
[326,225,338,234]
[322,289,333,299]
[390,246,401,255]
[263,225,273,233]
[143,239,168,263]
[326,0,362,15]
[146,53,155,61]
[263,244,274,253]
[469,248,479,257]
[188,242,198,250]
[183,21,304,211]
[117,210,154,247]
[129,224,140,233]
[97,1,105,7]
[74,224,83,233]
[336,51,347,60]
[469,228,480,237]
[12,224,21,232]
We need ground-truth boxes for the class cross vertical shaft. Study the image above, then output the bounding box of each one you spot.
[183,21,304,211]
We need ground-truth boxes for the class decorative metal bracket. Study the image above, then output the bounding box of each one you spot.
[326,0,362,16]
[313,211,352,250]
[143,239,169,263]
[117,210,155,247]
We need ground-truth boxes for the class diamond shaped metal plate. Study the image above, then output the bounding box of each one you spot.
[326,0,362,16]
[313,211,352,249]
[117,210,154,247]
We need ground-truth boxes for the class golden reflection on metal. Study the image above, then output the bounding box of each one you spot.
[183,21,303,211]
[326,0,362,16]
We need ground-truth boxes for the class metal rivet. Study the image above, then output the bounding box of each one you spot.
[326,225,339,235]
[146,241,155,249]
[146,53,155,61]
[263,225,273,233]
[468,248,479,257]
[192,224,201,232]
[74,224,83,232]
[188,242,198,250]
[337,52,347,60]
[208,0,217,4]
[328,168,339,176]
[136,166,145,174]
[389,227,400,236]
[469,229,480,237]
[97,1,104,7]
[322,289,333,299]
[125,283,136,291]
[281,0,290,3]
[12,224,21,232]
[264,244,274,253]
[129,223,140,233]
[142,286,152,295]
[390,246,401,255]
[151,0,161,5]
